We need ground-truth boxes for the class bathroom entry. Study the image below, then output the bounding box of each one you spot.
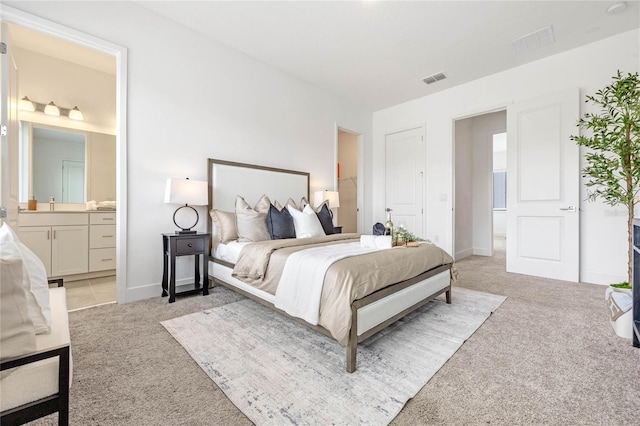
[453,110,507,261]
[337,128,360,233]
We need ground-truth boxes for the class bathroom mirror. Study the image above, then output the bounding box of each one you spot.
[19,122,116,205]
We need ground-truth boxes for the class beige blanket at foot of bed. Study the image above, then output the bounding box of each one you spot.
[231,234,454,344]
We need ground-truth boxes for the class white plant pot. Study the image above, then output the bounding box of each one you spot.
[605,287,633,339]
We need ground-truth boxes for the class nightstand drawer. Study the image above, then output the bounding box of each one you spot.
[175,238,204,255]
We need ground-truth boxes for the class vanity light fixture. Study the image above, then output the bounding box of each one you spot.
[68,106,84,121]
[19,97,84,121]
[18,96,35,112]
[164,177,208,234]
[43,101,60,117]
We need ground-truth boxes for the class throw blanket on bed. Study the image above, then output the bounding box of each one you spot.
[230,234,455,344]
[275,242,389,325]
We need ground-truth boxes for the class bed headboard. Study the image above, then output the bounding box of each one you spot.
[207,158,310,238]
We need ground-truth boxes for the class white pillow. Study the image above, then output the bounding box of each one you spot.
[0,241,37,375]
[0,223,51,334]
[287,204,326,238]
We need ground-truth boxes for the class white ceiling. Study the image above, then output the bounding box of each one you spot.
[134,0,640,110]
[8,1,639,111]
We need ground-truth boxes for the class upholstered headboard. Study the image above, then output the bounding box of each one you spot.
[207,158,310,239]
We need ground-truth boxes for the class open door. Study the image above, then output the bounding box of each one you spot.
[506,88,580,282]
[0,21,19,227]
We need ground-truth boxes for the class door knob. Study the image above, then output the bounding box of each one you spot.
[559,206,576,212]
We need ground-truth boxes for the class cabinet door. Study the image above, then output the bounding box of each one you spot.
[18,226,52,277]
[51,225,89,276]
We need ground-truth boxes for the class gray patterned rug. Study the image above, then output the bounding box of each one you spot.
[162,287,506,425]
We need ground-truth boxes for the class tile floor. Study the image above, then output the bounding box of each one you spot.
[50,275,116,311]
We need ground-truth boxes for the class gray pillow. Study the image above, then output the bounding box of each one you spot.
[235,196,270,242]
[266,203,295,239]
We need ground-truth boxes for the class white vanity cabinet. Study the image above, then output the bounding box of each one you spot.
[89,212,116,271]
[18,213,89,277]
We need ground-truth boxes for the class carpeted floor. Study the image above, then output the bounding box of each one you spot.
[30,247,639,425]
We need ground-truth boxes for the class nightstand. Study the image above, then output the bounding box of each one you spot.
[162,233,210,303]
[333,226,343,234]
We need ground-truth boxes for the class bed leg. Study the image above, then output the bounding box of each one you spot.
[446,286,452,304]
[346,305,358,373]
[346,339,357,373]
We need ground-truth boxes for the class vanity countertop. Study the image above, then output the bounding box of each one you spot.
[20,209,116,214]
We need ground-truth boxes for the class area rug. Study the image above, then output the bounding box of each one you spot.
[161,287,506,425]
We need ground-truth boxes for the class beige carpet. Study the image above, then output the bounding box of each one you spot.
[29,247,640,425]
[162,288,505,425]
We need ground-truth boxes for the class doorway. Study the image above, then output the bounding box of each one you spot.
[453,110,506,261]
[337,127,362,233]
[1,6,128,304]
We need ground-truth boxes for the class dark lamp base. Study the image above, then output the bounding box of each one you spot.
[175,230,197,235]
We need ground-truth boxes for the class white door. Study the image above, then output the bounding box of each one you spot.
[62,160,85,203]
[506,88,580,281]
[385,127,425,237]
[0,22,19,228]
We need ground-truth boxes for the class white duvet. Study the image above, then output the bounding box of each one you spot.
[274,241,388,325]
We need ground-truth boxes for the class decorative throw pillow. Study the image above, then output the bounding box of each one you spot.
[315,202,335,235]
[273,200,283,211]
[285,198,300,211]
[0,241,37,376]
[253,194,271,214]
[0,223,51,335]
[209,209,238,243]
[287,204,326,238]
[299,196,310,210]
[235,196,271,242]
[266,203,296,239]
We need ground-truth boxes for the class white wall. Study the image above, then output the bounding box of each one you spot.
[5,1,373,301]
[373,29,640,285]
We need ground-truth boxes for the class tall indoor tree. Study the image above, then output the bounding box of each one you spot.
[572,71,640,287]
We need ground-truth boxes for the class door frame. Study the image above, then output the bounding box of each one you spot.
[451,104,509,262]
[334,123,364,233]
[1,6,128,303]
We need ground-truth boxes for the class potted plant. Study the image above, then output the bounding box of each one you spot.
[571,70,640,338]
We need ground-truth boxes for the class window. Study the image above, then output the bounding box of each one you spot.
[493,171,506,209]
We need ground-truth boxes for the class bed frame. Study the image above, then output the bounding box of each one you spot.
[206,158,452,373]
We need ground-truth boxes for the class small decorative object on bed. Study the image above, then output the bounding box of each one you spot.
[207,158,455,372]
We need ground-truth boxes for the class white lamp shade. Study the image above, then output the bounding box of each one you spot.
[164,178,208,205]
[19,96,35,112]
[68,106,84,120]
[313,190,340,208]
[44,101,60,116]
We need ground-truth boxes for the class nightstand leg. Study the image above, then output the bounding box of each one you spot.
[162,237,169,297]
[202,251,209,296]
[194,254,201,289]
[169,254,176,303]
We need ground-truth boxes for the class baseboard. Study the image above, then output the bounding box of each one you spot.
[580,270,626,286]
[125,277,204,303]
[455,248,473,261]
[473,247,492,257]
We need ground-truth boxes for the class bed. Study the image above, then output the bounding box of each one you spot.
[206,158,454,373]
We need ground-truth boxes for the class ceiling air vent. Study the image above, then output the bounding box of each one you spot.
[422,72,447,85]
[508,25,555,55]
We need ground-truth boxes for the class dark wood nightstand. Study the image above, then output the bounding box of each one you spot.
[162,233,210,303]
[333,226,343,234]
